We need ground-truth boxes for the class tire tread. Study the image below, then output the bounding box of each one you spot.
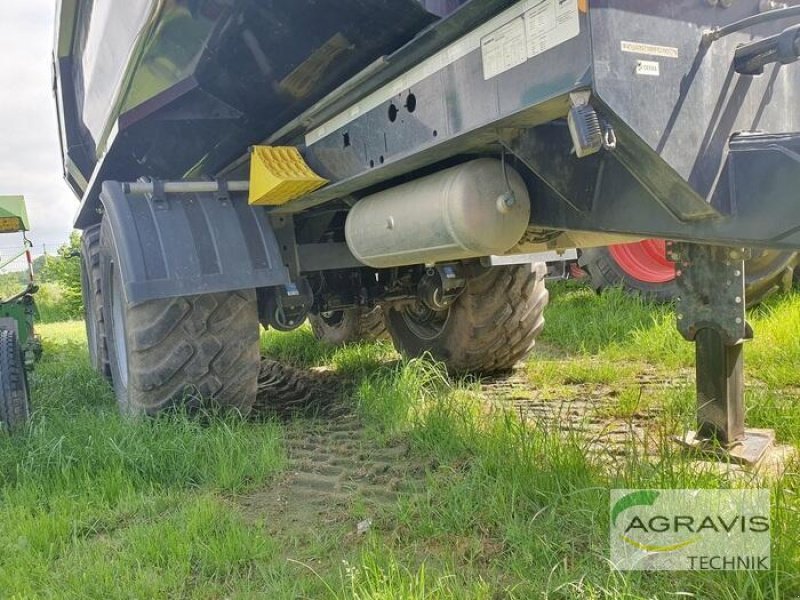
[386,264,549,374]
[0,329,29,430]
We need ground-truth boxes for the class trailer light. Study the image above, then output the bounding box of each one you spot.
[568,99,603,158]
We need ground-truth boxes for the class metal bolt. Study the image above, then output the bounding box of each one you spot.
[497,193,516,214]
[736,317,743,324]
[735,296,743,304]
[677,314,684,320]
[734,270,742,277]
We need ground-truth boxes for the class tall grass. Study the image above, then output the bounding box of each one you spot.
[0,322,287,597]
[347,356,800,599]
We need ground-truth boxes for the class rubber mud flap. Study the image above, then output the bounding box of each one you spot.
[100,181,290,305]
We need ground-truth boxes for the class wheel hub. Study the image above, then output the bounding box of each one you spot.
[400,303,450,341]
[608,239,676,284]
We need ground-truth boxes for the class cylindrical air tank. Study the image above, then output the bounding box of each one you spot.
[345,159,531,269]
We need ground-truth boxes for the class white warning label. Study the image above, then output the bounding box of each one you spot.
[525,0,580,59]
[621,41,679,59]
[635,60,660,77]
[481,17,528,79]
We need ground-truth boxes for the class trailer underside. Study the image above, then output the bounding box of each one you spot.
[55,0,800,463]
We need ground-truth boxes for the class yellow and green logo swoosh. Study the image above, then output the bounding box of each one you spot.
[612,491,699,553]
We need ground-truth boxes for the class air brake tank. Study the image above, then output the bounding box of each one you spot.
[345,159,531,269]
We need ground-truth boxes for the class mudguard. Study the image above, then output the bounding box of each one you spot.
[100,182,290,305]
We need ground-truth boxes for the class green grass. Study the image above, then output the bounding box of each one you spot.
[1,285,799,598]
[346,358,800,599]
[0,322,287,597]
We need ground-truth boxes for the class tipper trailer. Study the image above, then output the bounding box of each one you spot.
[55,0,800,462]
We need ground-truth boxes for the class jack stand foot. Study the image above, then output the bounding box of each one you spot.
[677,428,775,466]
[668,243,775,464]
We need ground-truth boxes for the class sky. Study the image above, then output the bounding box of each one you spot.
[0,1,76,254]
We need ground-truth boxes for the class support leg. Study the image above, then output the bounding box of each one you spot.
[695,328,744,445]
[668,243,774,464]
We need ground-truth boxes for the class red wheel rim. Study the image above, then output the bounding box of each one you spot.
[608,239,676,284]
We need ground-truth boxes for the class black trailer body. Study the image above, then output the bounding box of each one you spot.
[268,1,800,249]
[55,0,800,460]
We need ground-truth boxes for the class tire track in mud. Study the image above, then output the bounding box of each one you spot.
[239,360,427,559]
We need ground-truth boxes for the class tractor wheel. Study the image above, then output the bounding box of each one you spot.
[0,329,30,431]
[309,307,387,346]
[743,249,798,305]
[579,241,797,307]
[81,224,110,378]
[384,263,549,374]
[100,218,260,416]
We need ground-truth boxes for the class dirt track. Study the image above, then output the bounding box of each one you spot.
[239,361,428,565]
[241,358,662,532]
[237,357,782,568]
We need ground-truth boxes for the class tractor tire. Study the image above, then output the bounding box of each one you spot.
[100,218,260,416]
[81,224,110,378]
[0,329,30,431]
[579,242,797,307]
[578,241,677,303]
[384,263,549,374]
[743,249,798,305]
[309,307,387,346]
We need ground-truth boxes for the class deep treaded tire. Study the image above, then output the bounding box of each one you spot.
[580,246,797,307]
[579,245,676,303]
[81,224,110,378]
[309,307,388,346]
[0,329,30,430]
[100,218,260,416]
[744,250,798,305]
[385,263,549,374]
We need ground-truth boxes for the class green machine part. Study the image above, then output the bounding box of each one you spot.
[0,196,40,367]
[0,196,30,233]
[0,299,37,355]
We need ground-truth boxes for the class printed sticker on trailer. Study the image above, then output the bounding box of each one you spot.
[636,60,660,77]
[481,0,581,80]
[525,0,580,60]
[481,17,528,79]
[621,41,679,59]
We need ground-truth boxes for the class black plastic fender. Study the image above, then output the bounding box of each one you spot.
[100,182,290,305]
